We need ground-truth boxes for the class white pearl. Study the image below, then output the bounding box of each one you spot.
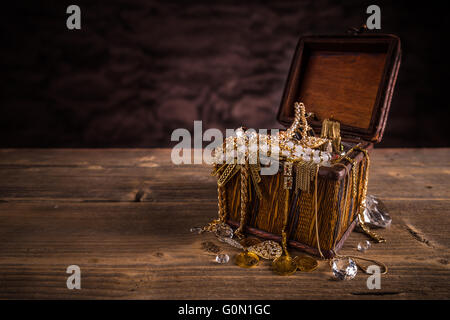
[236,128,245,137]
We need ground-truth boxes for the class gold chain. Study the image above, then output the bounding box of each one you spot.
[355,147,386,243]
[330,148,387,274]
[281,188,290,257]
[235,162,249,239]
[343,156,358,199]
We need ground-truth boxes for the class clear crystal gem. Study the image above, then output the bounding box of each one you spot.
[190,227,203,234]
[332,258,358,280]
[215,223,234,238]
[357,240,371,252]
[361,195,392,228]
[215,254,230,264]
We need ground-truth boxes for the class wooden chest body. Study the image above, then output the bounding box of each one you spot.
[223,33,401,257]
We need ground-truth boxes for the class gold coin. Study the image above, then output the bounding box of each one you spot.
[235,251,259,268]
[272,255,297,276]
[293,255,319,272]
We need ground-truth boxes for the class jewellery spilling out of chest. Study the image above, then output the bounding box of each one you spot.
[192,102,391,279]
[190,30,402,280]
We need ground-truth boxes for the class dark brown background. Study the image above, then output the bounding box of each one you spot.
[1,0,449,147]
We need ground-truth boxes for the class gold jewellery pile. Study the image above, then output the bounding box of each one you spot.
[200,102,387,276]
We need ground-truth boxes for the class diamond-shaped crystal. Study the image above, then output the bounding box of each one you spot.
[332,258,357,280]
[190,227,203,234]
[357,240,371,252]
[215,223,233,238]
[361,195,392,228]
[215,254,230,264]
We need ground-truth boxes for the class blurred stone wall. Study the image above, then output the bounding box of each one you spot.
[1,0,448,147]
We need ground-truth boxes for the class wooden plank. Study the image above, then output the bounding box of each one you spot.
[0,201,448,299]
[0,148,448,202]
[0,148,448,299]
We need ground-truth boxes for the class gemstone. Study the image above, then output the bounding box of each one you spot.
[215,253,230,264]
[215,223,234,238]
[190,227,203,234]
[357,240,371,252]
[236,128,245,138]
[313,156,321,163]
[332,258,357,280]
[361,195,392,228]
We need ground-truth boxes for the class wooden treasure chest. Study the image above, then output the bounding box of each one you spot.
[210,33,401,258]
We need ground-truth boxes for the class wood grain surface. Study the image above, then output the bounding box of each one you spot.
[0,148,448,299]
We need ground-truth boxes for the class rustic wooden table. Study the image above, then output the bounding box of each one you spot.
[0,148,448,299]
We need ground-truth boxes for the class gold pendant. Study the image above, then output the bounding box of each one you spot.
[293,255,319,272]
[247,240,282,260]
[272,255,297,276]
[235,251,259,268]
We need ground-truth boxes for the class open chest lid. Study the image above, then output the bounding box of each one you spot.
[277,33,401,143]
